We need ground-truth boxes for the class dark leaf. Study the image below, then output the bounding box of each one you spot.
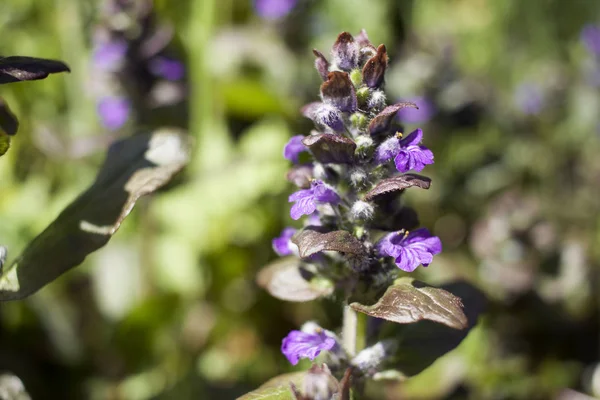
[320,71,357,112]
[0,56,70,84]
[292,228,366,259]
[364,174,431,201]
[237,372,305,400]
[312,49,330,82]
[302,133,356,164]
[0,97,18,136]
[350,277,468,330]
[286,164,313,188]
[369,206,419,232]
[257,257,333,302]
[0,129,191,301]
[368,102,417,136]
[362,44,388,89]
[378,281,486,377]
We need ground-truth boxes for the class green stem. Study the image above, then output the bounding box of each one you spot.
[342,305,367,357]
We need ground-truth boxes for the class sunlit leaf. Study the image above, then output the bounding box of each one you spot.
[292,228,366,259]
[364,174,431,201]
[237,372,304,400]
[350,277,468,330]
[257,257,333,302]
[0,128,192,301]
[302,133,356,164]
[0,56,70,84]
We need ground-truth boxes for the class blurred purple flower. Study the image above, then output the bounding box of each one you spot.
[375,128,434,173]
[376,228,442,272]
[514,83,544,115]
[97,96,130,130]
[92,40,127,71]
[272,227,297,256]
[281,329,336,365]
[289,180,340,220]
[581,24,600,56]
[254,0,297,20]
[149,56,185,81]
[284,135,307,163]
[396,96,436,124]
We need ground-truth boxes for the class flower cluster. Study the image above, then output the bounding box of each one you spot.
[267,30,443,366]
[90,0,186,131]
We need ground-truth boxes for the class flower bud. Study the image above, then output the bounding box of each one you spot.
[349,167,368,188]
[362,44,388,88]
[367,90,386,110]
[351,340,397,375]
[351,200,374,221]
[303,364,340,400]
[331,32,359,71]
[320,72,357,113]
[312,49,330,82]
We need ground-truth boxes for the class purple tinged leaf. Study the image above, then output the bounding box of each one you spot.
[302,133,356,164]
[286,164,313,188]
[355,29,373,49]
[350,277,468,330]
[312,49,330,82]
[331,32,359,71]
[0,56,70,84]
[362,44,388,89]
[284,135,307,163]
[257,257,333,302]
[0,98,18,136]
[368,102,418,136]
[320,71,357,112]
[292,228,366,258]
[364,174,431,201]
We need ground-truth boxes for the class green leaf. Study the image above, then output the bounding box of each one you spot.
[0,128,191,301]
[291,228,366,259]
[257,257,333,302]
[350,277,468,330]
[237,372,304,400]
[0,56,70,84]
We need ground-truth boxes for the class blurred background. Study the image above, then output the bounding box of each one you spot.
[1,0,600,398]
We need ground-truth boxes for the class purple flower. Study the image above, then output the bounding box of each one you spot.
[97,96,130,130]
[92,40,127,72]
[149,56,185,81]
[375,128,434,173]
[284,135,307,163]
[289,180,340,220]
[376,228,442,272]
[514,83,544,115]
[254,0,297,20]
[581,24,600,56]
[281,330,336,365]
[396,97,436,124]
[272,227,297,256]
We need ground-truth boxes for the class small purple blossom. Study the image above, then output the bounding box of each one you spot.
[376,228,442,272]
[272,227,297,256]
[149,56,185,81]
[92,40,127,72]
[281,329,336,365]
[396,96,436,124]
[375,128,434,173]
[97,96,130,130]
[289,180,340,220]
[581,24,600,56]
[284,135,307,163]
[514,83,544,115]
[254,0,297,20]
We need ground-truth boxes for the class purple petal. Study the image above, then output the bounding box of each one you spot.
[581,24,600,56]
[311,180,340,204]
[396,97,436,124]
[394,146,434,173]
[284,135,307,163]
[272,227,297,256]
[289,191,316,220]
[374,136,401,163]
[254,0,297,20]
[281,330,336,365]
[377,228,442,272]
[92,40,127,71]
[399,128,423,147]
[97,97,130,131]
[149,56,185,81]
